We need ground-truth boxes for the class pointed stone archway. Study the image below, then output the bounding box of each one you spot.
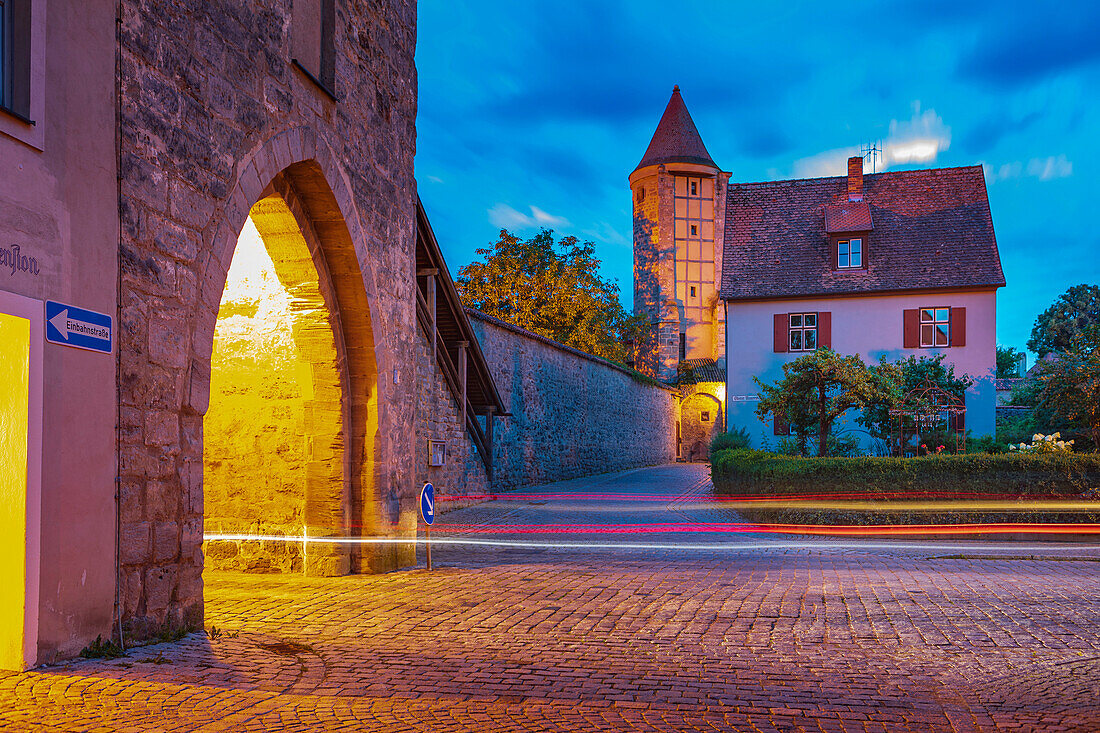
[119,129,417,638]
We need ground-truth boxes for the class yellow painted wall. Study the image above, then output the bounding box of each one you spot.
[203,220,309,572]
[0,313,30,669]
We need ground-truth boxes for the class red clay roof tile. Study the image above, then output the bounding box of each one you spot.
[824,201,873,233]
[720,166,1005,300]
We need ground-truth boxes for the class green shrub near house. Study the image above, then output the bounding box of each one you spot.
[710,448,1100,526]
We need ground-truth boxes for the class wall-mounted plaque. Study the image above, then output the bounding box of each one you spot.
[428,439,446,467]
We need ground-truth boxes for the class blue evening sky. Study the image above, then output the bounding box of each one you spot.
[415,1,1099,362]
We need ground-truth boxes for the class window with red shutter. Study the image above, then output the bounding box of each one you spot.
[773,313,787,352]
[903,309,919,348]
[950,307,966,347]
[817,311,832,349]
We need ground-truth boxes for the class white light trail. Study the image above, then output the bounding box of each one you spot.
[203,533,1100,555]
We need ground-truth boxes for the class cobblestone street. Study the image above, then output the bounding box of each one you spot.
[3,465,1099,732]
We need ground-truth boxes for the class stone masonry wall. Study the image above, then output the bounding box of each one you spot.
[413,325,492,504]
[469,311,678,491]
[117,0,419,638]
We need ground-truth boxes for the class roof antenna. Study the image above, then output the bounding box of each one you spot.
[860,141,883,173]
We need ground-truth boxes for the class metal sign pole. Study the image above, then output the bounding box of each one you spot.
[421,482,435,571]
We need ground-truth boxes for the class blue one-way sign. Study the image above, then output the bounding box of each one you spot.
[45,300,113,354]
[420,483,435,525]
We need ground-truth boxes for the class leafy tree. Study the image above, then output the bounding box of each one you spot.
[996,345,1025,378]
[859,353,975,449]
[754,349,876,456]
[456,229,649,364]
[1027,284,1100,358]
[1034,329,1100,451]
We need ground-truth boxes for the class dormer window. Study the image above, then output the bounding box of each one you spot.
[838,238,863,269]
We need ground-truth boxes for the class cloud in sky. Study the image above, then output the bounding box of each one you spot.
[792,104,951,178]
[488,204,572,230]
[984,155,1073,184]
[1027,155,1073,181]
[581,221,629,248]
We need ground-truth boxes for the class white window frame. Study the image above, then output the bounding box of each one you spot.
[1,0,9,108]
[0,0,45,150]
[838,238,863,269]
[919,307,950,347]
[788,313,818,352]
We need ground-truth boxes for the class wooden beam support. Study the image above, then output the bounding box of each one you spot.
[484,406,495,481]
[457,341,468,430]
[426,273,437,363]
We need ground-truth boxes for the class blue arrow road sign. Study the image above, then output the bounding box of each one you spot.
[45,301,113,354]
[420,483,435,525]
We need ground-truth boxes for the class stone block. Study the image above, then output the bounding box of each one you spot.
[148,313,190,369]
[120,521,152,566]
[145,480,176,520]
[144,410,179,447]
[153,521,181,562]
[144,566,179,613]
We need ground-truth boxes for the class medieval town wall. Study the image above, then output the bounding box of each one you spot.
[468,311,679,491]
[413,324,492,504]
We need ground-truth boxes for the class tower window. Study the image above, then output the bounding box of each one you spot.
[679,333,686,361]
[636,187,645,203]
[292,0,337,99]
[690,224,697,236]
[690,181,697,195]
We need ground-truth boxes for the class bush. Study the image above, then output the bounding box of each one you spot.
[825,432,862,457]
[709,448,1100,526]
[710,427,751,453]
[712,449,1100,497]
[966,434,1006,455]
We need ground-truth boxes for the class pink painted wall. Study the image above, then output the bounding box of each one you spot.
[724,290,998,451]
[0,4,119,662]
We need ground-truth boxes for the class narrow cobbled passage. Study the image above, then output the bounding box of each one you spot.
[3,464,1099,732]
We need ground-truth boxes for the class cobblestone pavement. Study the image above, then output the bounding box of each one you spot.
[3,464,1100,732]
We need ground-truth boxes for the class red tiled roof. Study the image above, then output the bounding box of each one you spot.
[824,201,873,233]
[634,86,717,172]
[720,166,1005,300]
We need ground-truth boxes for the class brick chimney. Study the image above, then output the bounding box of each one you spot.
[847,156,863,201]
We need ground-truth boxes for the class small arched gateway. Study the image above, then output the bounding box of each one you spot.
[677,359,726,462]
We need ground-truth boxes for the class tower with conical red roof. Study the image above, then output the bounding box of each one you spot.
[630,86,729,381]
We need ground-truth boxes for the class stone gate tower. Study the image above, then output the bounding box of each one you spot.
[630,87,730,381]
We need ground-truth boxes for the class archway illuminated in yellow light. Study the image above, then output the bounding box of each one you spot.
[203,193,350,576]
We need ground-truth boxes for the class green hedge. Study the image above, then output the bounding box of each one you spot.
[711,449,1100,496]
[710,449,1100,526]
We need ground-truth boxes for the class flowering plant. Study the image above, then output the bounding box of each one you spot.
[1009,432,1074,454]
